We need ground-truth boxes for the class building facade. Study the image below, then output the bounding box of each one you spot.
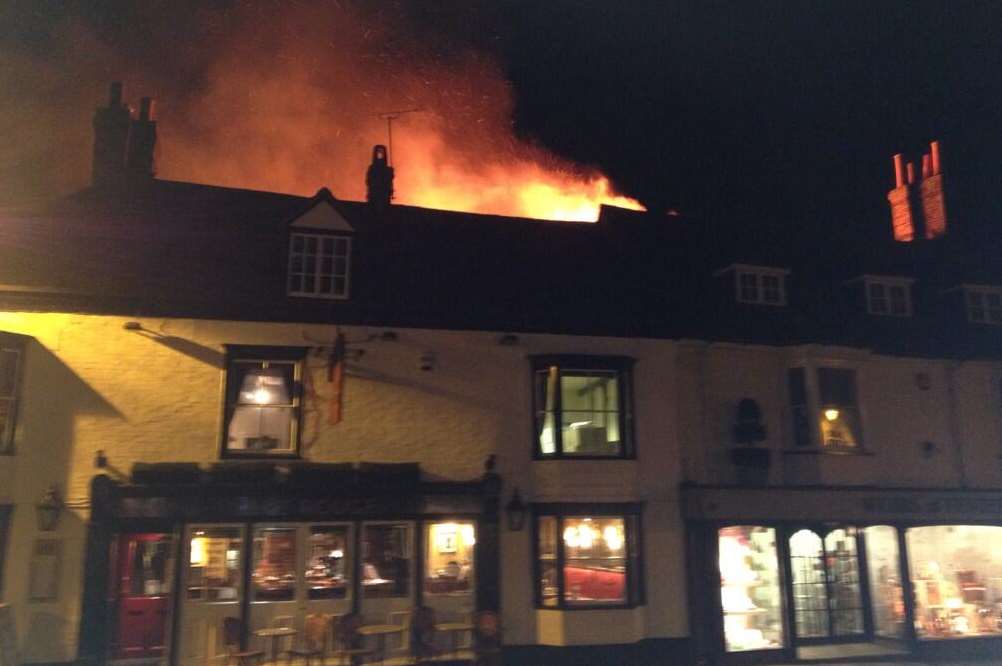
[1,88,1001,666]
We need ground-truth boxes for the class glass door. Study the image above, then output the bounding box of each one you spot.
[788,527,866,643]
[423,520,476,622]
[359,522,414,624]
[247,525,300,647]
[177,525,245,666]
[303,524,354,620]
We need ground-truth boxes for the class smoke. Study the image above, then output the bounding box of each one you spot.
[1,1,640,219]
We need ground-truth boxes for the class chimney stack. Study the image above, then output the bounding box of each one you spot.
[886,140,947,242]
[91,82,132,186]
[125,96,157,179]
[366,144,394,210]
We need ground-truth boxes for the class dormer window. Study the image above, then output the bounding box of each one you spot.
[288,232,350,299]
[286,192,355,300]
[715,264,789,306]
[864,276,913,317]
[964,285,1002,325]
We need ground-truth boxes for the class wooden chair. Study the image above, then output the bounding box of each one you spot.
[222,617,265,666]
[284,613,326,666]
[331,612,376,666]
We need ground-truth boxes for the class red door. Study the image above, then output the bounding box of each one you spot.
[115,534,174,659]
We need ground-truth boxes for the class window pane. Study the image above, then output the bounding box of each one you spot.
[538,517,558,607]
[825,529,864,635]
[535,367,558,455]
[187,527,242,602]
[307,526,350,600]
[790,529,826,638]
[251,527,296,602]
[907,525,1002,639]
[720,526,784,652]
[869,283,888,313]
[562,517,626,606]
[560,372,621,456]
[821,406,861,449]
[865,526,905,638]
[362,524,411,598]
[321,237,334,255]
[292,235,304,251]
[126,535,174,597]
[889,285,908,315]
[303,274,315,293]
[818,368,856,406]
[226,360,296,453]
[762,275,781,303]
[334,257,347,276]
[321,255,334,275]
[425,522,475,597]
[739,273,759,301]
[305,236,317,253]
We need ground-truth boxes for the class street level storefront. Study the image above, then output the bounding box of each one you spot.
[78,461,501,666]
[683,484,1002,663]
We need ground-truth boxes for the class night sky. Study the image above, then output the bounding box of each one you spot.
[2,1,1001,237]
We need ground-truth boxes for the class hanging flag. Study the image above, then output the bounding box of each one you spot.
[328,330,346,425]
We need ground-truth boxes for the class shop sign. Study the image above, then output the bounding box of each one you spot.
[862,495,1002,517]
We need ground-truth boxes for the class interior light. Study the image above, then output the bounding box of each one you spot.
[824,408,840,421]
[190,537,207,566]
[331,549,344,559]
[603,525,624,551]
[568,421,592,429]
[563,526,580,548]
[461,523,476,546]
[252,387,272,404]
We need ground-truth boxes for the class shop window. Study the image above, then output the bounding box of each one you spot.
[864,525,905,638]
[0,343,22,455]
[251,527,297,602]
[534,506,642,608]
[222,346,304,457]
[533,355,634,458]
[786,367,863,450]
[186,527,243,602]
[965,286,1002,325]
[424,521,475,597]
[906,525,1002,639]
[306,526,351,600]
[362,524,411,598]
[288,232,351,299]
[718,526,784,652]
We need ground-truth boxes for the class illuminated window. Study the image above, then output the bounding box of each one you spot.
[288,232,351,299]
[534,505,642,609]
[222,346,304,457]
[533,355,634,458]
[726,266,788,306]
[186,527,243,602]
[362,523,412,599]
[424,521,475,597]
[306,526,351,600]
[786,367,863,450]
[964,286,1002,325]
[865,277,913,316]
[0,335,25,455]
[251,527,297,602]
[719,526,784,652]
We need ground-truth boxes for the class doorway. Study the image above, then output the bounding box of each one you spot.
[788,527,867,644]
[112,533,175,660]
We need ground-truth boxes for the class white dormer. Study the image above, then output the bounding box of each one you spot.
[287,197,354,300]
[714,263,790,306]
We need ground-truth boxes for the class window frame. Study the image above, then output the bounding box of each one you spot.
[786,364,866,453]
[287,231,352,300]
[863,276,914,317]
[530,355,636,460]
[532,503,644,610]
[963,285,1002,325]
[0,333,27,456]
[220,345,307,459]
[716,264,790,306]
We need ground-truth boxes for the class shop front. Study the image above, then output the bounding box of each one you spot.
[683,484,1002,663]
[78,461,500,666]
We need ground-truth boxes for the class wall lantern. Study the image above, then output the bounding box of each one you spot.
[36,485,64,532]
[505,488,527,532]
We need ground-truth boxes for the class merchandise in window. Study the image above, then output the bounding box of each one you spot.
[251,527,297,602]
[222,347,304,457]
[362,524,411,598]
[534,506,642,608]
[907,525,1002,639]
[424,521,475,596]
[864,525,905,638]
[186,527,243,602]
[0,343,22,454]
[288,233,351,299]
[533,356,634,458]
[306,526,351,600]
[719,526,784,652]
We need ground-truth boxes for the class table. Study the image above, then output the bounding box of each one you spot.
[435,621,474,657]
[357,624,404,662]
[254,627,297,663]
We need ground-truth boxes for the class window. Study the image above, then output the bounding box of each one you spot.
[532,355,634,458]
[786,367,863,450]
[865,277,912,316]
[0,339,23,454]
[251,527,296,601]
[534,505,642,609]
[719,526,784,652]
[424,521,475,597]
[306,525,351,600]
[362,523,412,598]
[733,267,787,306]
[186,527,243,602]
[288,232,351,299]
[965,286,1002,325]
[222,346,305,457]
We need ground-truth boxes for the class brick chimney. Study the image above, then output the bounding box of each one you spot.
[887,141,947,241]
[365,144,394,209]
[125,97,157,179]
[91,82,132,186]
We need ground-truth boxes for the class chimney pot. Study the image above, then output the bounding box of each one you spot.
[906,162,916,184]
[893,153,904,188]
[930,140,941,175]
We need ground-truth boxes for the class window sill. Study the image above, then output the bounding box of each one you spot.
[220,451,302,460]
[534,455,636,461]
[536,603,643,611]
[782,448,874,457]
